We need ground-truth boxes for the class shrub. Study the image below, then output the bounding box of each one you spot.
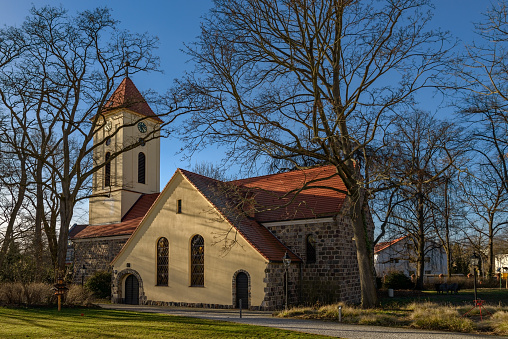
[23,283,54,305]
[85,270,111,299]
[383,271,413,290]
[65,285,95,306]
[0,282,54,306]
[0,282,23,305]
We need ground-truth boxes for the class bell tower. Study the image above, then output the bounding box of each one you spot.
[89,77,161,225]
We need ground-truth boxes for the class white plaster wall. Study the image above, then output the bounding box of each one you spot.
[89,109,160,225]
[113,172,268,307]
[374,239,448,277]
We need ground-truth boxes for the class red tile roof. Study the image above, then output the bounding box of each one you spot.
[180,169,301,262]
[374,236,407,254]
[104,77,163,123]
[75,166,347,262]
[71,193,159,239]
[230,165,346,222]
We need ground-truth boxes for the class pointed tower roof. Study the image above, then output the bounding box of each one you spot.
[104,77,163,123]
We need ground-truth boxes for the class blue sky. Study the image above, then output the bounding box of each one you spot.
[0,0,493,188]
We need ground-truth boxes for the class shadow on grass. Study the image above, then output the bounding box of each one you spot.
[0,307,326,338]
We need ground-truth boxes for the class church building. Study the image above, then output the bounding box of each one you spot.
[70,77,373,310]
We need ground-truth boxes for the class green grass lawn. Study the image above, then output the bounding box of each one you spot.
[380,288,508,308]
[0,307,331,339]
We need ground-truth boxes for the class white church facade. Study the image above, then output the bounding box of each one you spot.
[70,77,373,310]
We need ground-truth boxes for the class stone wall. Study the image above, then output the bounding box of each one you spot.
[262,262,299,310]
[72,236,128,285]
[264,211,374,306]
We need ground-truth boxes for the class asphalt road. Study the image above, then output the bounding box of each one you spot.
[98,304,494,339]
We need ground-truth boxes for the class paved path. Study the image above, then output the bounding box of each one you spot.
[98,304,493,338]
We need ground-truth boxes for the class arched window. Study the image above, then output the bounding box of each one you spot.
[157,237,169,286]
[138,152,146,184]
[306,234,316,264]
[190,235,204,286]
[105,152,111,187]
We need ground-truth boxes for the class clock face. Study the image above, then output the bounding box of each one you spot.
[104,120,112,131]
[137,121,147,133]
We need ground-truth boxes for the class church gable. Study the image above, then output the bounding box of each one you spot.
[111,170,270,306]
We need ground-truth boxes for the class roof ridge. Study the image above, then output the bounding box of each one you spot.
[229,164,335,184]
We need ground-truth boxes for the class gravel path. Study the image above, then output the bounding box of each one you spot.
[98,304,493,339]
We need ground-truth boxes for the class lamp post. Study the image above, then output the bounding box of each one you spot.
[470,253,479,301]
[80,264,86,287]
[283,251,291,310]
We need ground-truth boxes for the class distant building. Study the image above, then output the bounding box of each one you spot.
[495,254,508,277]
[374,236,447,277]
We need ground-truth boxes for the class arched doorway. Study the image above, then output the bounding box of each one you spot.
[235,272,248,308]
[124,274,139,305]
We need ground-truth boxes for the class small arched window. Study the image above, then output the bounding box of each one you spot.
[105,152,111,187]
[138,152,146,184]
[190,235,204,286]
[306,234,316,264]
[157,237,169,286]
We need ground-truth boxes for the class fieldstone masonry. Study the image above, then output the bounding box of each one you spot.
[72,237,128,285]
[263,212,374,307]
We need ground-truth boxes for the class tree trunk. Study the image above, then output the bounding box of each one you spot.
[488,218,494,278]
[350,193,378,308]
[34,159,44,281]
[56,196,74,278]
[0,157,28,270]
[415,192,425,290]
[444,179,452,278]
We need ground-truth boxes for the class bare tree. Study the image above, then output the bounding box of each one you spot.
[0,117,30,272]
[0,6,181,278]
[178,0,452,307]
[459,162,508,277]
[192,161,237,181]
[453,1,508,192]
[380,111,462,288]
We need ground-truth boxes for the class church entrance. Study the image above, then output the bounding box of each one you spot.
[235,272,248,308]
[124,274,139,305]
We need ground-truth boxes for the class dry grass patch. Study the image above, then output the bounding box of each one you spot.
[277,303,406,326]
[408,302,475,332]
[487,311,508,335]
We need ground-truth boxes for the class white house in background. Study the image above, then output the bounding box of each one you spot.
[374,236,447,277]
[495,254,508,277]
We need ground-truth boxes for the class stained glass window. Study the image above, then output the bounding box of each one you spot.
[190,235,204,286]
[157,237,169,285]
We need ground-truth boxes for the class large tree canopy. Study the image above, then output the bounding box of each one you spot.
[0,6,171,278]
[178,0,453,307]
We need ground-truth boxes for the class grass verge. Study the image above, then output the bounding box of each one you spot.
[277,297,508,335]
[0,307,331,339]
